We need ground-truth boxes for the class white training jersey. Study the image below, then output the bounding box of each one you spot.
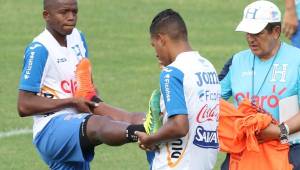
[19,28,88,138]
[152,51,220,170]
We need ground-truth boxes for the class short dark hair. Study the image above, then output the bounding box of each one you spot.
[265,22,281,32]
[43,0,50,10]
[150,9,188,41]
[43,0,55,10]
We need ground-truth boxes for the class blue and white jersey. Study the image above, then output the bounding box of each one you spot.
[221,42,300,144]
[19,28,88,138]
[152,51,220,170]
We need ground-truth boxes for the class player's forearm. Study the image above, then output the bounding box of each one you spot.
[92,102,131,120]
[17,90,76,117]
[148,114,189,145]
[92,102,144,124]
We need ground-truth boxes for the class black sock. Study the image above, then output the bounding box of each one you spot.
[125,124,145,142]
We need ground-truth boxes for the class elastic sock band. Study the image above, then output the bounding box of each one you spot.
[125,124,145,142]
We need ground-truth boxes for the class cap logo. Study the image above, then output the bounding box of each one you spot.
[271,11,279,20]
[245,8,258,19]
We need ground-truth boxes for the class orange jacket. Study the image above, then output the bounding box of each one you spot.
[218,99,293,170]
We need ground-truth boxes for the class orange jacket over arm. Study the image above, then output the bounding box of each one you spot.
[218,99,293,170]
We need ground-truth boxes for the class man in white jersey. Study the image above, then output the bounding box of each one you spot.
[17,0,148,169]
[219,1,300,169]
[136,9,220,170]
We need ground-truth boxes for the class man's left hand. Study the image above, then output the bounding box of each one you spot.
[256,123,280,143]
[135,131,158,151]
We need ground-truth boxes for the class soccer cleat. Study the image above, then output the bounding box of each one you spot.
[144,89,162,134]
[74,58,97,101]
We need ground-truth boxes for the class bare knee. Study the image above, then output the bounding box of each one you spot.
[86,115,111,145]
[86,115,129,146]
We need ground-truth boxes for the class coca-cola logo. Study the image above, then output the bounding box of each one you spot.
[196,104,219,123]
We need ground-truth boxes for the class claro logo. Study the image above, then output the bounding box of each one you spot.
[61,79,77,95]
[235,85,287,109]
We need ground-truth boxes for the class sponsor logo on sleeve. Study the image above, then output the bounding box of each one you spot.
[29,44,41,50]
[24,52,35,80]
[193,126,218,149]
[164,73,171,102]
[163,67,173,73]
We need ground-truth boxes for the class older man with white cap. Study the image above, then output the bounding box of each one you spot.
[219,1,300,169]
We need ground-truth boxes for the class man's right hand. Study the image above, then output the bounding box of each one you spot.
[72,97,98,113]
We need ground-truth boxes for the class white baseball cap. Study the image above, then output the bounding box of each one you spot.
[235,0,281,34]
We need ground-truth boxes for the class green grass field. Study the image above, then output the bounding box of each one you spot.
[0,0,286,169]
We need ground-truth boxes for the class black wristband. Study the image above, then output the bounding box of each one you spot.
[125,124,145,143]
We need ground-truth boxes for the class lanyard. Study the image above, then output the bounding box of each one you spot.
[251,43,281,104]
